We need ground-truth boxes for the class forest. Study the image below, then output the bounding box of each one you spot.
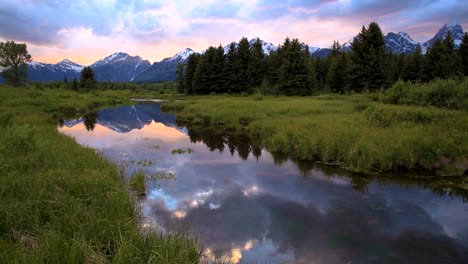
[177,22,468,99]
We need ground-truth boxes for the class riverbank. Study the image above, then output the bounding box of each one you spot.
[162,93,468,179]
[0,86,200,263]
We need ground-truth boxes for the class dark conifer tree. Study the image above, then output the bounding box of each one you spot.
[235,37,252,93]
[350,22,387,91]
[176,63,185,93]
[422,38,443,81]
[327,53,349,93]
[401,45,423,82]
[79,66,96,91]
[315,57,331,91]
[278,38,314,95]
[262,49,282,94]
[193,47,215,94]
[460,32,468,76]
[440,31,462,78]
[389,53,405,82]
[211,45,225,93]
[184,53,200,94]
[223,43,238,93]
[330,40,342,58]
[71,77,79,91]
[248,38,266,89]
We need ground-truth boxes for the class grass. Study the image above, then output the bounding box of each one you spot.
[129,171,147,196]
[162,92,468,177]
[0,85,200,263]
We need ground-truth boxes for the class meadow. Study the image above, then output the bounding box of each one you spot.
[0,78,467,262]
[0,86,200,263]
[162,79,468,178]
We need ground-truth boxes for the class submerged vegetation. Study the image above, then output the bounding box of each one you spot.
[0,86,200,263]
[129,170,147,196]
[171,148,195,155]
[163,79,468,177]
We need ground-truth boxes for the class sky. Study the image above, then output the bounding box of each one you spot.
[0,0,467,65]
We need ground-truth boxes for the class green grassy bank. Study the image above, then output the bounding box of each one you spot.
[0,86,200,263]
[162,83,468,178]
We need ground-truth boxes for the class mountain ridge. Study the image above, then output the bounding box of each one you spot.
[17,23,466,83]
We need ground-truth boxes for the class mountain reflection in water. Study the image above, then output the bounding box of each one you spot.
[59,103,468,264]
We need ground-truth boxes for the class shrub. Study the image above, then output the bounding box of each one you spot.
[382,78,468,110]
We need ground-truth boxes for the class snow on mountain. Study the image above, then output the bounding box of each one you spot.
[90,52,130,68]
[57,59,84,72]
[422,23,464,53]
[249,38,278,55]
[90,52,151,82]
[168,48,195,62]
[26,59,83,81]
[133,49,195,83]
[384,32,419,54]
[222,38,278,55]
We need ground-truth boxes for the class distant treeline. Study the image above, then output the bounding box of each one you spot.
[31,74,176,93]
[177,22,468,95]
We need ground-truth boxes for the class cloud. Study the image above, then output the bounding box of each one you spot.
[0,0,467,64]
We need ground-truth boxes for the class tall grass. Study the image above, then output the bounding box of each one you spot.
[0,85,200,263]
[162,92,468,176]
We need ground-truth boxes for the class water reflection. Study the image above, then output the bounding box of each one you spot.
[59,103,468,264]
[83,112,98,131]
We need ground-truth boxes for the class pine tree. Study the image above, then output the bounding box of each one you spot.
[460,32,468,76]
[304,44,318,94]
[422,39,443,81]
[184,53,200,94]
[223,43,238,93]
[327,53,349,93]
[315,57,331,91]
[440,31,461,78]
[389,53,405,83]
[401,45,423,81]
[278,38,314,95]
[71,77,79,91]
[193,47,218,94]
[235,37,252,93]
[176,63,185,93]
[330,40,342,58]
[79,67,96,91]
[63,76,69,84]
[262,49,281,94]
[211,45,225,93]
[350,22,387,91]
[248,38,266,89]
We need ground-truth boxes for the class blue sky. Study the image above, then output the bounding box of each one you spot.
[0,0,466,65]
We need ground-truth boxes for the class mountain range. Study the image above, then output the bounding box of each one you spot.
[14,23,466,83]
[63,103,182,134]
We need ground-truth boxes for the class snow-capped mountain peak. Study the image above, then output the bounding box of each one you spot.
[249,38,278,55]
[56,59,84,72]
[221,38,278,55]
[168,48,195,62]
[384,31,419,54]
[91,52,130,68]
[422,23,464,52]
[396,32,418,45]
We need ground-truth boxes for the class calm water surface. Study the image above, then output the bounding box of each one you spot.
[58,103,468,264]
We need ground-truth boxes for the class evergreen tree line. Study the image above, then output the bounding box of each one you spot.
[178,22,468,95]
[59,66,97,92]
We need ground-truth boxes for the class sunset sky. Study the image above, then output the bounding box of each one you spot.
[0,0,467,65]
